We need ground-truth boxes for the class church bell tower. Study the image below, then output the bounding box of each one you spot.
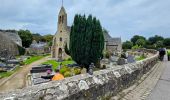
[58,6,67,32]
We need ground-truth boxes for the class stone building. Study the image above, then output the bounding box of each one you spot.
[52,6,122,60]
[0,30,22,47]
[28,40,50,55]
[52,6,70,60]
[103,31,122,53]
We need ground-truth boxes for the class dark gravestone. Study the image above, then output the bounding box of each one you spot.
[117,58,126,65]
[127,55,136,63]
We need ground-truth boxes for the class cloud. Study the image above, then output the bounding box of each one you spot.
[0,0,170,41]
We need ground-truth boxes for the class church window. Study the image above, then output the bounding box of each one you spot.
[59,16,62,24]
[62,15,64,23]
[60,37,62,42]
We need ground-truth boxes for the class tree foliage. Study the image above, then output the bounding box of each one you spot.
[131,35,146,45]
[69,14,104,69]
[122,41,133,49]
[135,39,146,47]
[18,30,33,48]
[148,35,164,45]
[163,38,170,46]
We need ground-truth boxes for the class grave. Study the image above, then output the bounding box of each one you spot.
[127,55,136,63]
[30,64,54,85]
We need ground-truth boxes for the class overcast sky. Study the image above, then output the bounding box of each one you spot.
[0,0,170,41]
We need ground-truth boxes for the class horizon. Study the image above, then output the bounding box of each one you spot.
[0,0,170,41]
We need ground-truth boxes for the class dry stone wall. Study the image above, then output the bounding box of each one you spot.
[0,50,158,100]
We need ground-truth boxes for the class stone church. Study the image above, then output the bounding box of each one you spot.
[52,6,122,60]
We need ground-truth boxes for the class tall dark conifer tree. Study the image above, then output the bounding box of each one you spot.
[69,14,104,69]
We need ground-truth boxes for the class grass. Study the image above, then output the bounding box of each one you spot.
[135,55,146,61]
[23,55,46,65]
[0,66,20,79]
[42,60,75,70]
[167,50,170,56]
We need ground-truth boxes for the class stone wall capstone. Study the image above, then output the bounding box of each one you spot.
[0,50,159,100]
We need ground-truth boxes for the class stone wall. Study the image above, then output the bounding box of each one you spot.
[0,50,158,100]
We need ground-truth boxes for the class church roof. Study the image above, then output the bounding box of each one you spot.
[103,31,121,46]
[59,6,66,14]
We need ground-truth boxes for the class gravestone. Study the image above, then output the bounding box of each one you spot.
[117,58,126,65]
[81,68,87,74]
[127,55,136,63]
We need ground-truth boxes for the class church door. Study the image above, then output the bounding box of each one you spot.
[58,48,62,59]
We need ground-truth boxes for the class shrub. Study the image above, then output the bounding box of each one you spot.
[19,61,25,65]
[64,71,72,77]
[60,66,70,75]
[74,68,81,75]
[67,57,72,61]
[167,50,170,56]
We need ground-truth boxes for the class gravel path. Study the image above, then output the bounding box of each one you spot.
[0,56,50,92]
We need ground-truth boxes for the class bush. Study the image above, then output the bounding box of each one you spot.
[74,68,81,75]
[64,71,72,77]
[19,61,25,66]
[67,57,72,61]
[59,66,70,75]
[167,50,170,56]
[104,51,111,59]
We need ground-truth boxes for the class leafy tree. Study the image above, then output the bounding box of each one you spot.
[69,14,104,69]
[18,30,33,48]
[131,35,146,45]
[155,41,164,48]
[43,34,53,42]
[148,35,164,45]
[32,33,42,42]
[135,39,146,47]
[163,38,170,46]
[122,41,133,49]
[132,45,141,50]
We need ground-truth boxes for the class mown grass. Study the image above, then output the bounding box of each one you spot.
[0,66,20,79]
[42,60,75,70]
[23,55,46,65]
[135,55,146,61]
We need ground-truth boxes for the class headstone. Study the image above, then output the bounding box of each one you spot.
[81,68,87,74]
[117,58,126,65]
[127,55,136,63]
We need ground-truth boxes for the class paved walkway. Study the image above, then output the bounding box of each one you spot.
[112,55,168,100]
[147,59,170,100]
[0,56,50,92]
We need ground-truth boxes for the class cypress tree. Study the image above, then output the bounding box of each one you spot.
[70,14,104,69]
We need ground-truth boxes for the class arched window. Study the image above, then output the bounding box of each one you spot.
[59,16,62,24]
[60,37,62,42]
[62,15,64,23]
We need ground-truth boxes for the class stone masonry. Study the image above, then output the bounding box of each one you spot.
[0,50,158,100]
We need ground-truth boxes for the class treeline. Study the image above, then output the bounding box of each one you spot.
[123,35,170,50]
[17,30,53,48]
